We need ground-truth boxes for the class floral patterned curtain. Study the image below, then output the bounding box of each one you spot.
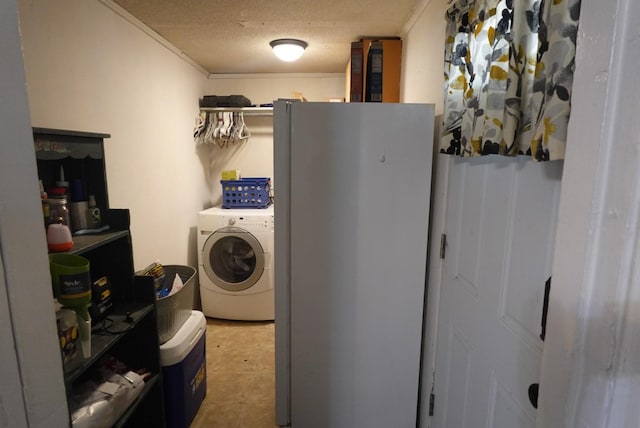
[440,0,581,161]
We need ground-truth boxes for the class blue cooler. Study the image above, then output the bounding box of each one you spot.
[160,310,207,428]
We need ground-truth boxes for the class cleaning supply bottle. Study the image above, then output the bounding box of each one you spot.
[86,195,101,228]
[56,165,69,194]
[71,303,92,358]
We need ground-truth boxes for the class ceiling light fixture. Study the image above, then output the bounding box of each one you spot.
[269,39,308,62]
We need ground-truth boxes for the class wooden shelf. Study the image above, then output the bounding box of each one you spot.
[68,230,129,255]
[35,128,165,427]
[32,127,110,140]
[63,305,154,383]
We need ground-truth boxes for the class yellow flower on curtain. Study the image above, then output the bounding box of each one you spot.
[450,75,468,91]
[488,26,496,45]
[543,117,556,145]
[490,65,508,80]
[471,138,482,153]
[440,0,581,161]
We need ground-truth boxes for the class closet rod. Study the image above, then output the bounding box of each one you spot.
[200,106,273,117]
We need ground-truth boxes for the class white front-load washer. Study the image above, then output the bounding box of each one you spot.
[197,206,274,320]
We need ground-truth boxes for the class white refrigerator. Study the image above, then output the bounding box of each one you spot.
[274,100,434,428]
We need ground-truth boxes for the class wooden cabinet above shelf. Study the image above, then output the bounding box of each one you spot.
[346,37,402,103]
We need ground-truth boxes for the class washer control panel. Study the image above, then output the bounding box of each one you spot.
[224,216,273,231]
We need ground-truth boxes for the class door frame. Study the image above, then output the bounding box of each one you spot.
[1,0,69,425]
[419,148,450,428]
[536,0,640,425]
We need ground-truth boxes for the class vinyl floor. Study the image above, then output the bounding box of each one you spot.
[190,317,278,428]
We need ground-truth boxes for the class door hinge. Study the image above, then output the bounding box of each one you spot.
[440,234,447,259]
[429,393,435,416]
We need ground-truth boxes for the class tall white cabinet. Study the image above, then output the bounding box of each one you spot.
[274,101,435,427]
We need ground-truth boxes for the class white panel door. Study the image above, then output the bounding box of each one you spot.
[432,156,562,427]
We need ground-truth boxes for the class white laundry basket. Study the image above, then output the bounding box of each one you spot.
[156,265,196,344]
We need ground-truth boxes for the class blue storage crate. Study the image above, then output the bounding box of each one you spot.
[221,177,271,208]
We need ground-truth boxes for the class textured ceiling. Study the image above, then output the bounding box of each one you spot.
[113,0,422,74]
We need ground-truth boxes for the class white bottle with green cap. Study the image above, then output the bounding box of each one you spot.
[87,195,101,228]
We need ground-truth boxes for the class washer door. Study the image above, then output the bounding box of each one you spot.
[202,227,265,292]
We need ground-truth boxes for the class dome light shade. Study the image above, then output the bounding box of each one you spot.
[269,39,308,62]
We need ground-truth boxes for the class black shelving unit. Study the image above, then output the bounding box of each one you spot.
[34,128,165,428]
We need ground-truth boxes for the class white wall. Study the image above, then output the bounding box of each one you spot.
[18,0,209,270]
[401,0,449,114]
[202,74,345,204]
[207,74,346,105]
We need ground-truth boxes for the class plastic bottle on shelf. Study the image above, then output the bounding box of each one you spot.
[56,165,69,193]
[86,195,101,228]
